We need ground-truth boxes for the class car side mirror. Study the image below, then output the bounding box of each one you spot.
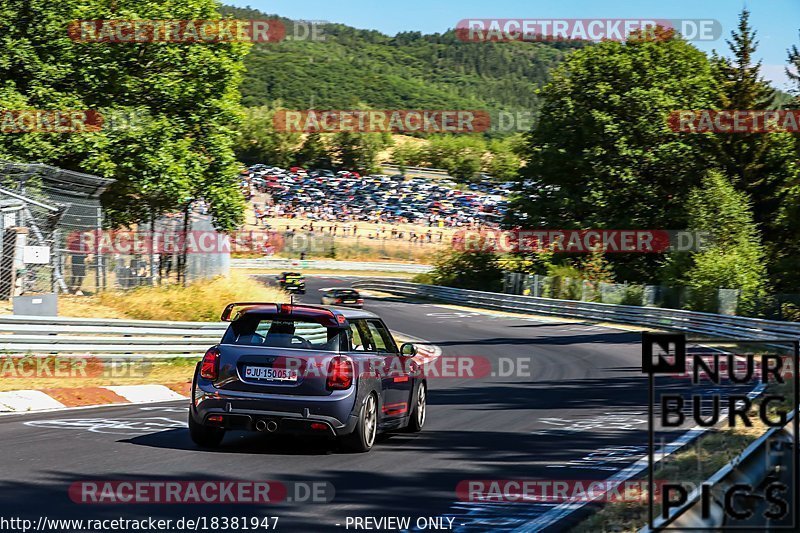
[400,343,418,357]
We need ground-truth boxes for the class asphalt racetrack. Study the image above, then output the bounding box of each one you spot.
[0,276,664,532]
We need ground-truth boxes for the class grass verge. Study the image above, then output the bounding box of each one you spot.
[58,271,286,322]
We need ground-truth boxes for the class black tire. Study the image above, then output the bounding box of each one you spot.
[405,382,426,433]
[188,412,225,448]
[341,393,378,453]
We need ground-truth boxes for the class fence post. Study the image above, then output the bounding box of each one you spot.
[717,288,740,316]
[95,206,102,291]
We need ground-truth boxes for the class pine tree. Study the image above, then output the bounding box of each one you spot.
[705,9,800,293]
[707,9,789,223]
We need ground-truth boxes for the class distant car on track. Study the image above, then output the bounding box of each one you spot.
[320,288,364,308]
[189,303,427,452]
[276,272,305,294]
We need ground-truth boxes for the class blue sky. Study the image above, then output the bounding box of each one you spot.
[229,0,800,91]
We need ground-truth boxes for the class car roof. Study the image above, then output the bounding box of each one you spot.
[330,306,378,319]
[222,302,377,323]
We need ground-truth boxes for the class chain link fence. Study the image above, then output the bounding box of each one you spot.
[0,160,230,301]
[502,272,745,316]
[0,161,111,298]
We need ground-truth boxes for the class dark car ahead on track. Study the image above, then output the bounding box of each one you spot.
[189,303,427,452]
[320,288,364,308]
[276,272,305,294]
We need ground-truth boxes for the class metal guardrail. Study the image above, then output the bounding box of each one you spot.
[640,411,797,531]
[0,315,327,358]
[232,258,432,274]
[352,279,800,340]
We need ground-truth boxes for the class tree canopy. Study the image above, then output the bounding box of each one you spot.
[0,0,249,230]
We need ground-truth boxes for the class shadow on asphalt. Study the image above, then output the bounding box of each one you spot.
[123,429,377,455]
[506,322,594,328]
[429,331,639,346]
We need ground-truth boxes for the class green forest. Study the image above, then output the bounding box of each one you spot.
[221,6,584,114]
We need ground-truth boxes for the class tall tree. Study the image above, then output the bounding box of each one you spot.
[706,9,794,233]
[771,31,800,291]
[511,29,720,281]
[0,0,248,231]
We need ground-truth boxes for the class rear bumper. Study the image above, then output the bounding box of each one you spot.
[281,285,305,292]
[192,381,358,437]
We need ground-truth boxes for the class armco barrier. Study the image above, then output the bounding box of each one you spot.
[232,258,432,274]
[0,315,328,358]
[640,411,796,531]
[351,279,800,340]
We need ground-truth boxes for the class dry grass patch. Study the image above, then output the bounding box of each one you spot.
[92,271,287,322]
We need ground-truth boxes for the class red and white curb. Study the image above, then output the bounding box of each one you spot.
[0,335,439,414]
[0,384,188,413]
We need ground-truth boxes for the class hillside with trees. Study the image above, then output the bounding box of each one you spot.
[221,5,585,115]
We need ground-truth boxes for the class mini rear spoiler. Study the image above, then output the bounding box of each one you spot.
[220,302,278,322]
[220,302,347,327]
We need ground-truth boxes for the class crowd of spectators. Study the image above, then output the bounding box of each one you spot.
[241,164,509,232]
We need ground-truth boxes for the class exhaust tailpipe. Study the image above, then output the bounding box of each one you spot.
[255,420,267,432]
[266,420,278,433]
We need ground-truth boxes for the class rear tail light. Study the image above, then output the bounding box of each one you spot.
[326,356,353,390]
[356,299,364,305]
[207,415,224,426]
[334,298,343,304]
[200,347,220,380]
[310,423,327,431]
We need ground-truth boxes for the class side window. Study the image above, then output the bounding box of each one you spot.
[366,320,397,353]
[350,319,375,351]
[349,322,363,350]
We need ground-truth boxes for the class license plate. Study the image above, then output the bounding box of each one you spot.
[244,366,299,382]
[343,299,356,304]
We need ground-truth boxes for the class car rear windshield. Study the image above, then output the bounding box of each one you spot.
[223,315,346,351]
[334,290,358,296]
